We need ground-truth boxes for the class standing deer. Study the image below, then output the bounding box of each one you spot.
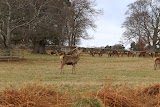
[60,47,83,74]
[154,57,160,70]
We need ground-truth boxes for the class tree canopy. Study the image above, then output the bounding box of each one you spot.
[122,0,160,51]
[0,0,101,53]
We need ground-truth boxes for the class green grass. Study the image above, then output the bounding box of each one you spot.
[0,53,159,93]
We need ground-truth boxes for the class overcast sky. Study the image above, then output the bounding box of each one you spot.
[79,0,137,48]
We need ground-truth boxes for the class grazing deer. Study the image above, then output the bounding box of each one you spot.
[89,49,104,57]
[89,50,96,57]
[108,50,119,57]
[60,47,83,74]
[97,49,104,57]
[154,57,160,70]
[139,51,146,57]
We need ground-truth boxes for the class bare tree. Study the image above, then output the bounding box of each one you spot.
[65,0,102,46]
[0,0,70,52]
[0,0,102,53]
[0,0,44,49]
[122,0,160,51]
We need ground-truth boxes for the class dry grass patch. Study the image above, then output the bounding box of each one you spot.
[87,84,160,107]
[0,83,160,107]
[0,83,72,107]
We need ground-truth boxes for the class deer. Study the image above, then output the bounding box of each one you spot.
[139,51,146,57]
[60,47,83,74]
[154,57,160,70]
[108,50,119,57]
[89,50,96,57]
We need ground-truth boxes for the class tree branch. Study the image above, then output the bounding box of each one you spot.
[10,2,47,33]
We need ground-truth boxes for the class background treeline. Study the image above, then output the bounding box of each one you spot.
[0,0,101,53]
[122,0,160,51]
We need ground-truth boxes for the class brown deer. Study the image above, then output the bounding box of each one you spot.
[89,49,104,57]
[97,49,104,57]
[60,47,83,74]
[108,50,119,57]
[89,50,96,57]
[154,57,160,70]
[139,51,146,57]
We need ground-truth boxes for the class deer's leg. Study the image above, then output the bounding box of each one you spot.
[61,64,65,74]
[154,63,157,70]
[117,53,119,57]
[73,64,76,74]
[72,65,73,74]
[71,64,75,74]
[108,53,110,57]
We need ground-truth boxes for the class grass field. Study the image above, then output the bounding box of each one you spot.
[0,53,160,93]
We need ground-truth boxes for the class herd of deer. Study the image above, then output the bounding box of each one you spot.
[54,47,160,73]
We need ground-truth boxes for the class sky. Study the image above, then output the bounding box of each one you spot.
[79,0,137,48]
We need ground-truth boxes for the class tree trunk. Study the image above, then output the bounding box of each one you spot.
[5,17,11,49]
[39,44,46,54]
[5,35,11,49]
[32,39,47,54]
[153,28,158,51]
[0,34,7,49]
[152,16,160,51]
